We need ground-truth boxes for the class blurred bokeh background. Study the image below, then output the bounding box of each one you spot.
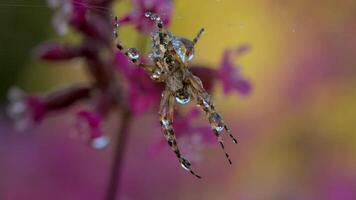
[1,0,356,199]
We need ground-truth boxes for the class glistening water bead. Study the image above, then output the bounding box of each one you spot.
[175,88,191,105]
[180,158,191,171]
[127,48,140,60]
[161,118,170,129]
[172,38,194,63]
[175,95,191,105]
[209,112,225,132]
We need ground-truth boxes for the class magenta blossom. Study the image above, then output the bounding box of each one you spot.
[7,86,91,131]
[218,45,252,95]
[75,110,109,149]
[119,0,173,33]
[190,44,252,96]
[8,0,118,148]
[49,0,113,44]
[114,52,163,114]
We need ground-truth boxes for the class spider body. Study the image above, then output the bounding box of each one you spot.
[114,12,237,178]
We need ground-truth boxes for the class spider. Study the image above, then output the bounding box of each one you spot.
[114,12,238,178]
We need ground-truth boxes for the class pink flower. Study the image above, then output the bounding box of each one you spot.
[190,45,252,96]
[20,0,117,149]
[218,45,252,95]
[48,0,113,44]
[119,0,173,33]
[7,86,91,129]
[76,110,109,149]
[34,41,83,60]
[114,52,163,114]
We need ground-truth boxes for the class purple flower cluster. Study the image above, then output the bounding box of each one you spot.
[7,0,251,152]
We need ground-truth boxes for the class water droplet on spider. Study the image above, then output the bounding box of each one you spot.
[151,69,163,80]
[145,12,152,17]
[127,48,139,60]
[91,136,109,149]
[153,15,161,22]
[180,158,191,171]
[209,112,225,132]
[160,118,170,129]
[214,126,224,132]
[172,39,186,62]
[176,95,191,105]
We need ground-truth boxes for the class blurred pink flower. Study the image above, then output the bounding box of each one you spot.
[324,176,356,200]
[114,52,163,114]
[10,0,117,147]
[190,45,252,96]
[7,86,91,131]
[218,45,252,95]
[34,41,83,60]
[119,0,173,33]
[76,110,109,149]
[49,0,113,44]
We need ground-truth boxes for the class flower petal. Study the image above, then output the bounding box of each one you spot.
[34,42,82,60]
[218,46,252,95]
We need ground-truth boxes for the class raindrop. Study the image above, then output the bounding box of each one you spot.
[127,48,139,60]
[180,158,191,171]
[214,125,224,132]
[161,118,170,129]
[145,12,152,18]
[176,95,191,105]
[209,112,225,132]
[172,38,188,62]
[151,69,162,80]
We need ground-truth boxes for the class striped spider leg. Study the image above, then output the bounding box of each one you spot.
[113,16,154,74]
[186,73,238,165]
[159,90,201,178]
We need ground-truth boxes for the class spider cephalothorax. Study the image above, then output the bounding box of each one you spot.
[114,12,237,178]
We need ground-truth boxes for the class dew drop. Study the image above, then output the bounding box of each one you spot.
[153,15,161,22]
[127,48,139,60]
[161,118,170,129]
[151,69,162,80]
[202,99,210,109]
[145,12,152,18]
[180,158,191,171]
[214,126,224,132]
[209,112,225,133]
[172,38,187,62]
[91,136,109,149]
[176,95,191,105]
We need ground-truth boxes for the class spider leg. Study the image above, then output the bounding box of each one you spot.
[187,74,237,164]
[113,17,153,73]
[159,89,201,178]
[193,28,205,45]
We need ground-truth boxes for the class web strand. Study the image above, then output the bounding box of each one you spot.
[0,1,111,14]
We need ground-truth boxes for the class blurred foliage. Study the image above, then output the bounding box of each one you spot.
[0,0,51,103]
